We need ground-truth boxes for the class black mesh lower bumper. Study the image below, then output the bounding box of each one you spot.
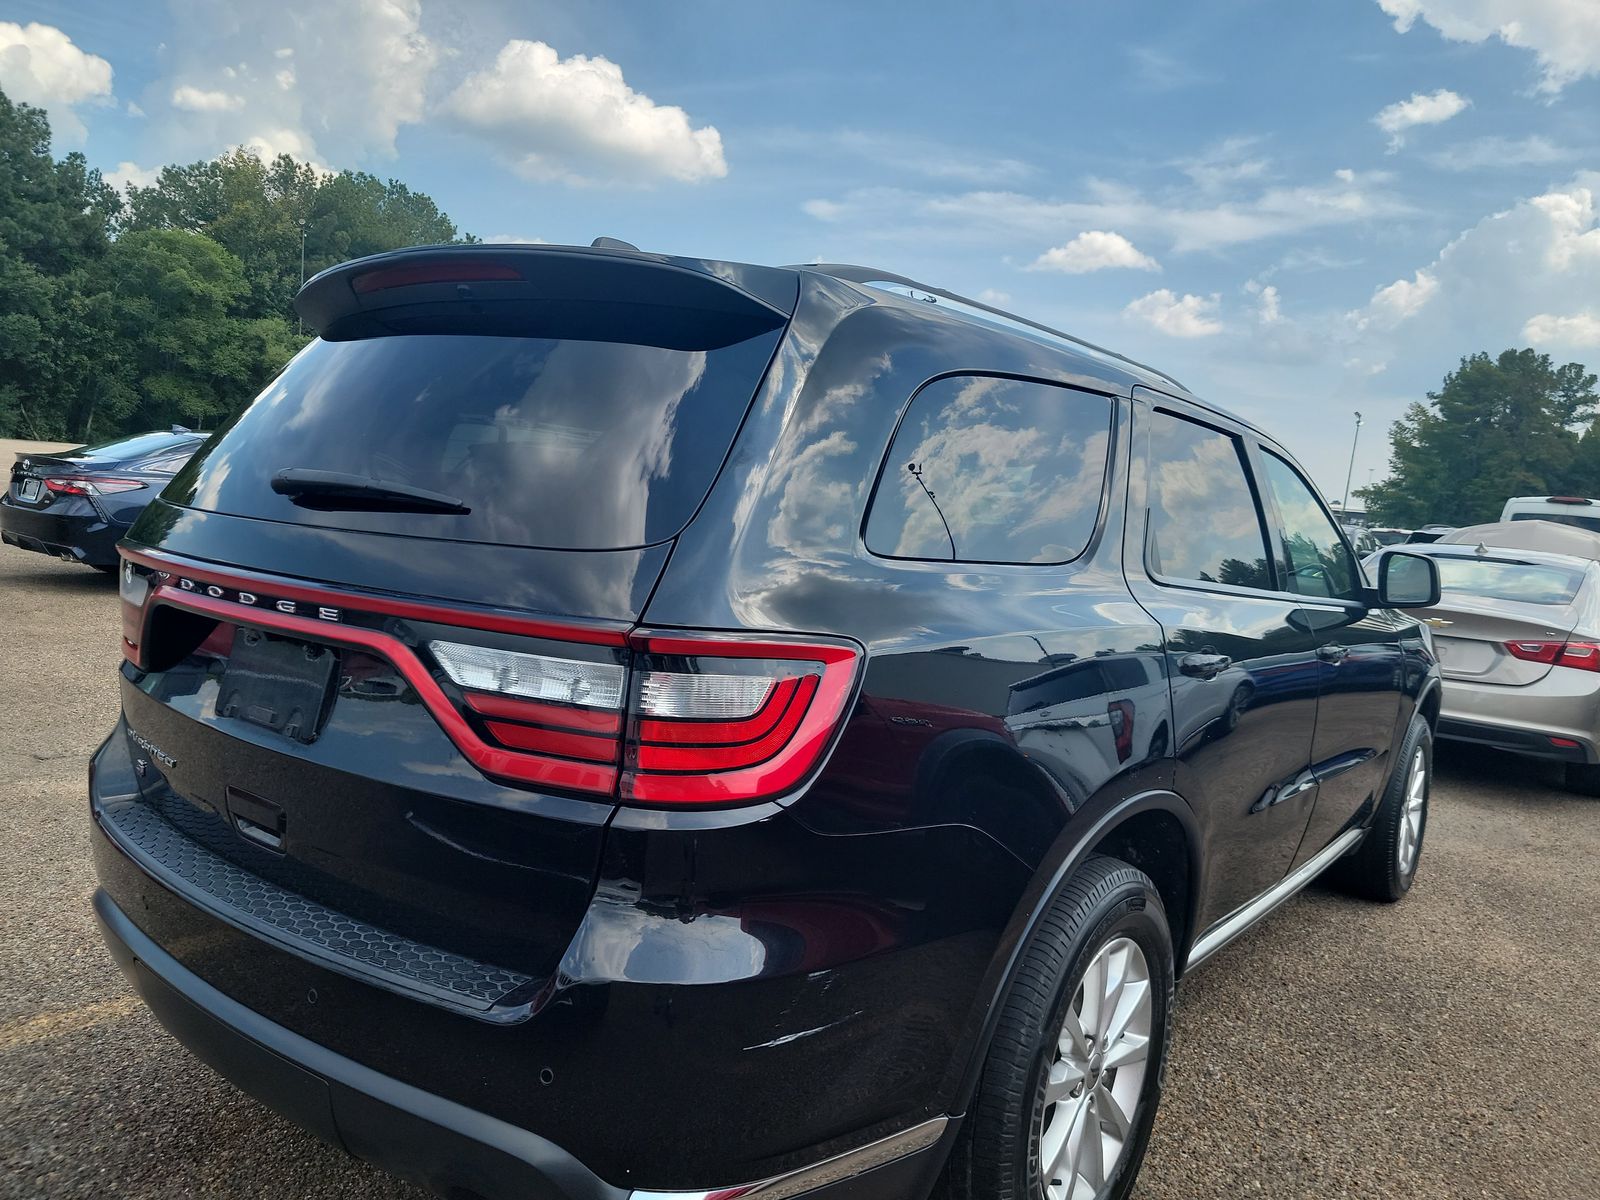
[98,799,534,1015]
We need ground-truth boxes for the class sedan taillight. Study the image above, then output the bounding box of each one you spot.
[1505,640,1600,672]
[46,476,146,495]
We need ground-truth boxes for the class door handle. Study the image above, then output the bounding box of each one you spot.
[1178,652,1232,680]
[1316,644,1349,663]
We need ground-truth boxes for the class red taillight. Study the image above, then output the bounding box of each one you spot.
[1545,496,1593,505]
[46,476,145,495]
[1505,640,1600,671]
[351,261,523,294]
[621,634,861,807]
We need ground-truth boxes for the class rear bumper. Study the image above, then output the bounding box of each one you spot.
[95,889,947,1200]
[0,497,123,565]
[1437,674,1600,763]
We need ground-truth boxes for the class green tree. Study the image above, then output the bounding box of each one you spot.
[1360,350,1599,527]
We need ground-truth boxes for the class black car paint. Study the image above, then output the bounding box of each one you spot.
[88,245,1439,1198]
[3,433,203,567]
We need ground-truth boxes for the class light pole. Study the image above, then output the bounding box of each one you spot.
[1342,411,1363,522]
[297,217,307,334]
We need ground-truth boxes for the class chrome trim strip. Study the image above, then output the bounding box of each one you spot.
[628,1117,947,1200]
[1185,828,1364,971]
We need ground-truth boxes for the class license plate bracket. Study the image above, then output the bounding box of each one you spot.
[18,478,42,502]
[219,629,338,744]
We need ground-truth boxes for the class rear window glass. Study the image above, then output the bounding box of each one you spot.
[864,375,1111,564]
[1433,557,1585,605]
[1510,512,1600,533]
[169,326,782,550]
[68,432,189,461]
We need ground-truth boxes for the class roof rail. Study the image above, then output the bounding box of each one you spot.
[803,264,1188,393]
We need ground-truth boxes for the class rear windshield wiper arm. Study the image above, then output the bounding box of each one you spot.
[270,468,471,514]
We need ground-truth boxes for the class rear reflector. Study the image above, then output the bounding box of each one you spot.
[1505,640,1600,672]
[1550,737,1582,749]
[430,640,625,709]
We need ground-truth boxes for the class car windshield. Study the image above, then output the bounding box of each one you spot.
[1434,557,1585,605]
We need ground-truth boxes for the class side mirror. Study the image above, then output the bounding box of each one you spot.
[1377,551,1440,608]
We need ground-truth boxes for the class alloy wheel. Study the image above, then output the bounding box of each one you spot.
[1397,746,1427,874]
[1037,936,1152,1200]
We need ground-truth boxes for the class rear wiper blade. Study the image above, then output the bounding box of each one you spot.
[270,468,471,514]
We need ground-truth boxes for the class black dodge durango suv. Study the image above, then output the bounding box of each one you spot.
[91,244,1444,1200]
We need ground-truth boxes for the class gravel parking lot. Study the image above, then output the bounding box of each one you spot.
[1,533,1597,1200]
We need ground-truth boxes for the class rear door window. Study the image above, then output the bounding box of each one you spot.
[1145,412,1274,590]
[864,375,1112,564]
[168,321,783,550]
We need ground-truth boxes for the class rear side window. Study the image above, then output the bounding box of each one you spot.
[1259,451,1360,600]
[1145,412,1273,590]
[864,375,1112,564]
[169,321,783,550]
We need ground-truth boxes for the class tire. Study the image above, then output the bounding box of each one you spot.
[1327,713,1431,902]
[1555,762,1600,798]
[944,856,1174,1200]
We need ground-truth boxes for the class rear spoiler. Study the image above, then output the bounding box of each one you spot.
[294,245,798,346]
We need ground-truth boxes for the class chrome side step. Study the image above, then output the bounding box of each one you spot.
[1185,828,1364,972]
[629,1117,947,1200]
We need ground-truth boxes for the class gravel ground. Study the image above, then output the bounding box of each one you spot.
[1,535,1596,1200]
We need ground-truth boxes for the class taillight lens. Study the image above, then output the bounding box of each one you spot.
[1505,640,1600,671]
[119,557,151,662]
[46,476,145,495]
[430,640,625,708]
[622,634,861,806]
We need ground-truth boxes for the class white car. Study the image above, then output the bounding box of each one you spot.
[1500,495,1600,533]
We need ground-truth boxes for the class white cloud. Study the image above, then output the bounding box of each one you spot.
[486,234,551,245]
[1373,88,1470,150]
[149,0,437,168]
[0,21,112,143]
[171,84,245,112]
[1426,133,1577,170]
[440,40,726,185]
[1179,136,1271,191]
[977,289,1011,307]
[1376,0,1600,93]
[1524,311,1600,347]
[104,161,159,194]
[1351,269,1440,329]
[807,169,1411,254]
[1029,231,1160,274]
[1246,281,1284,324]
[1124,289,1223,338]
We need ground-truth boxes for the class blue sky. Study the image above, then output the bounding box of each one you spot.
[5,0,1599,498]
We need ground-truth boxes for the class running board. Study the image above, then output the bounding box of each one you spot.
[1185,828,1364,971]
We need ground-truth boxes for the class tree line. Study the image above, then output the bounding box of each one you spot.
[1359,349,1600,527]
[0,86,473,444]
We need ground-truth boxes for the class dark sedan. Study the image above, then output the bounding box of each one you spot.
[2,428,206,570]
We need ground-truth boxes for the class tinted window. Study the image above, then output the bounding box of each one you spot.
[170,325,782,550]
[1432,556,1584,605]
[1260,452,1359,599]
[864,376,1111,564]
[1146,412,1273,589]
[67,431,189,461]
[1511,512,1600,532]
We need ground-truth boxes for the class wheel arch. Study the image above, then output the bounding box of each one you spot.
[938,787,1202,1119]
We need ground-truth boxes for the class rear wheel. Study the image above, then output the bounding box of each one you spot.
[944,856,1173,1200]
[1328,714,1431,902]
[1546,761,1600,797]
